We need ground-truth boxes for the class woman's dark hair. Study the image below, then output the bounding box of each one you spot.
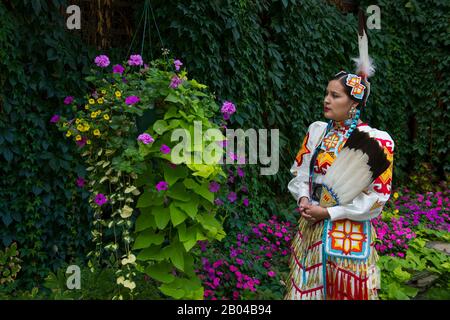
[330,71,370,107]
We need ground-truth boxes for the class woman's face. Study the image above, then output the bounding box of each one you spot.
[323,79,358,121]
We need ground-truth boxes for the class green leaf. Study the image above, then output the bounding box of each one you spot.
[153,120,169,135]
[133,229,165,249]
[164,93,182,104]
[136,245,164,261]
[163,106,180,120]
[145,261,176,284]
[165,242,185,271]
[169,202,188,227]
[163,163,188,186]
[175,195,199,218]
[153,206,171,230]
[159,283,185,299]
[135,207,156,232]
[393,266,411,282]
[167,182,191,202]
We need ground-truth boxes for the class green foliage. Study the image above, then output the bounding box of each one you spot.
[0,0,96,288]
[378,228,450,300]
[0,243,21,287]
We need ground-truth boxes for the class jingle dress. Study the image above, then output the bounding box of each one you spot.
[284,120,395,300]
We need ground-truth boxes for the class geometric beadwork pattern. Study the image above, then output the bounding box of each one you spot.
[372,137,394,195]
[324,219,370,259]
[295,132,311,167]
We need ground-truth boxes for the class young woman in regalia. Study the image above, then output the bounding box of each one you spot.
[284,14,395,300]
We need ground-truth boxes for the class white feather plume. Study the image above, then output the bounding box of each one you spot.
[322,148,373,205]
[352,29,375,79]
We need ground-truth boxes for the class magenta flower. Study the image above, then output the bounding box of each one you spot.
[64,96,74,105]
[76,136,87,148]
[237,167,244,177]
[94,193,108,206]
[268,271,276,277]
[76,177,85,188]
[208,181,220,193]
[236,258,244,266]
[137,133,154,145]
[94,55,110,67]
[174,59,183,71]
[125,95,140,105]
[50,114,60,123]
[169,75,183,88]
[243,198,249,207]
[214,198,224,206]
[128,54,143,66]
[156,181,168,192]
[229,265,238,272]
[160,144,171,154]
[112,64,125,74]
[227,192,237,203]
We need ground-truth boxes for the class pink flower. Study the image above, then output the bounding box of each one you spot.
[125,95,140,105]
[229,265,238,272]
[213,277,220,287]
[76,136,87,148]
[128,54,143,66]
[214,198,224,206]
[268,271,276,277]
[94,193,107,206]
[112,64,125,74]
[94,55,110,67]
[137,133,154,145]
[221,101,236,118]
[64,96,74,105]
[50,114,60,123]
[156,181,168,191]
[242,198,249,207]
[160,144,171,154]
[213,260,223,268]
[169,75,183,88]
[174,59,183,71]
[236,258,244,266]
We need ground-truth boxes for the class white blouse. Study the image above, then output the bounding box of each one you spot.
[288,121,395,221]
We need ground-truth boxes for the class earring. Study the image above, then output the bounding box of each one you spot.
[348,106,357,118]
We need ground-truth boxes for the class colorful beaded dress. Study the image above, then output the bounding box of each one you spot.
[284,119,394,300]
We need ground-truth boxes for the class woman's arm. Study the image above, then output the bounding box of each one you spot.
[287,121,327,205]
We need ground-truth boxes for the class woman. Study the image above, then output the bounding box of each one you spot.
[284,58,395,299]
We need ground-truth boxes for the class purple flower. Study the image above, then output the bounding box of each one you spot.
[128,54,143,66]
[94,193,108,206]
[237,167,245,177]
[76,177,85,188]
[227,192,237,203]
[208,181,220,193]
[268,271,276,277]
[50,114,60,123]
[243,198,249,207]
[169,75,183,88]
[137,133,154,145]
[214,198,224,206]
[221,101,236,120]
[236,258,244,266]
[112,64,125,74]
[125,96,140,105]
[156,181,168,192]
[64,96,74,105]
[94,55,110,68]
[174,59,183,71]
[160,144,171,154]
[229,265,238,272]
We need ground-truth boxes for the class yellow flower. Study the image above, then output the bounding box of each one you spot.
[85,105,90,110]
[103,114,110,120]
[77,124,84,131]
[93,129,101,136]
[393,192,399,199]
[75,135,82,141]
[87,140,91,145]
[91,112,97,119]
[89,98,95,105]
[101,89,106,95]
[97,98,104,104]
[394,209,399,214]
[75,119,80,124]
[66,131,72,137]
[115,91,121,98]
[83,124,90,131]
